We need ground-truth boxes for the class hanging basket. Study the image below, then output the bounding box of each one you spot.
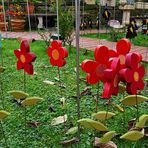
[10,18,25,32]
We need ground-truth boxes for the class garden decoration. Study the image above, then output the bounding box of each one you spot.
[80,38,147,145]
[0,110,10,147]
[126,19,137,39]
[142,19,148,35]
[14,40,36,75]
[102,6,111,21]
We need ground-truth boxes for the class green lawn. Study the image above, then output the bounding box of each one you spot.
[0,39,147,147]
[81,32,148,47]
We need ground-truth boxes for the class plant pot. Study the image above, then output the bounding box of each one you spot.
[0,22,8,31]
[10,19,25,31]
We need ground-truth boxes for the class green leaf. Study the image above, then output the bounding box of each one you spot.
[120,95,148,106]
[92,111,115,120]
[136,114,148,128]
[78,118,108,131]
[8,90,29,100]
[66,127,78,135]
[111,103,124,112]
[99,131,116,143]
[21,97,43,106]
[0,110,10,119]
[120,130,144,141]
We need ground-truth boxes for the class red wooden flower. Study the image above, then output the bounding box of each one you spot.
[81,45,113,84]
[14,40,36,75]
[112,38,131,69]
[47,40,68,67]
[119,53,145,94]
[102,58,121,99]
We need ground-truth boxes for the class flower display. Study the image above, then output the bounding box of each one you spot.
[102,58,120,99]
[114,38,131,69]
[81,45,113,84]
[14,40,36,75]
[119,53,145,94]
[47,40,68,67]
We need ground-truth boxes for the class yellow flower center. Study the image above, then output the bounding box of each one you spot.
[52,49,59,60]
[119,54,125,65]
[20,55,26,63]
[134,72,139,82]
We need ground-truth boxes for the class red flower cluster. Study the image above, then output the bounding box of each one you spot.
[81,38,145,99]
[14,40,36,75]
[47,40,68,67]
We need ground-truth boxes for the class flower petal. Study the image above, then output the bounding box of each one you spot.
[86,73,99,84]
[51,40,62,49]
[17,61,23,70]
[137,79,145,90]
[14,49,21,59]
[24,63,33,75]
[94,45,109,64]
[138,65,145,78]
[126,83,137,94]
[50,57,57,66]
[116,38,131,55]
[102,82,113,99]
[57,59,66,67]
[47,47,54,57]
[81,60,98,73]
[25,53,37,63]
[126,53,139,69]
[21,40,30,53]
[59,47,68,58]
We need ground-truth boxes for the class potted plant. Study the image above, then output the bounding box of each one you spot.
[8,4,26,31]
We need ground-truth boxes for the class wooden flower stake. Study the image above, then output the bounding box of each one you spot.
[13,39,37,146]
[47,40,68,132]
[0,110,10,147]
[0,34,5,109]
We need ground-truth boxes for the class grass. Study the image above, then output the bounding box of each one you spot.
[0,39,148,147]
[81,31,148,47]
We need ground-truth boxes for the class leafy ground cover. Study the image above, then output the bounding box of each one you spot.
[81,31,148,47]
[0,39,148,147]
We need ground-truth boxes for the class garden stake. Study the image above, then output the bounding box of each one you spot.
[136,94,139,121]
[96,82,100,112]
[0,120,8,148]
[75,0,81,140]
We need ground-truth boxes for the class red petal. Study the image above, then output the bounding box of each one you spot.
[104,69,115,82]
[94,45,109,64]
[86,73,99,84]
[24,63,33,75]
[81,60,98,73]
[137,79,144,90]
[108,49,117,57]
[14,49,21,59]
[116,38,131,55]
[17,61,23,70]
[50,58,57,66]
[21,40,30,53]
[119,68,132,82]
[26,53,37,63]
[126,83,137,94]
[51,40,62,49]
[47,47,54,57]
[102,82,113,99]
[126,53,139,69]
[57,59,66,67]
[138,65,145,78]
[110,57,120,72]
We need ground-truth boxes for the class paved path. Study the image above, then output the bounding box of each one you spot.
[1,30,148,62]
